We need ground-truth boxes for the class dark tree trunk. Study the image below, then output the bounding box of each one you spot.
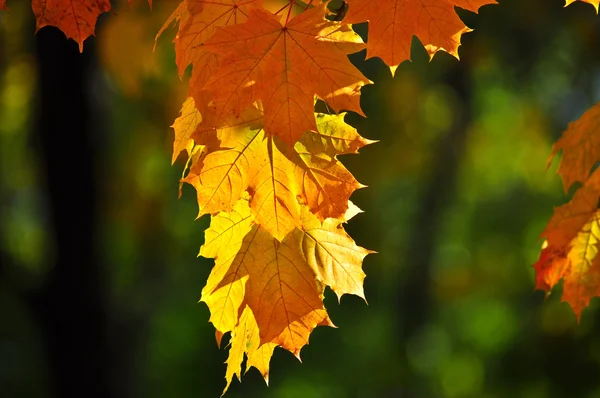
[396,61,473,396]
[32,28,113,398]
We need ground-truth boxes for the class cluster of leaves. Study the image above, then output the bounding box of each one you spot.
[10,0,600,392]
[531,0,600,322]
[3,0,497,392]
[156,0,497,391]
[534,101,600,320]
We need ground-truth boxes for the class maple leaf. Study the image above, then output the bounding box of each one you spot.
[223,305,276,393]
[199,197,370,392]
[343,0,496,74]
[156,0,261,93]
[565,0,600,12]
[549,102,600,193]
[542,168,600,249]
[32,0,111,52]
[200,199,334,353]
[183,111,367,239]
[535,211,600,320]
[534,168,600,318]
[201,3,370,144]
[295,206,373,301]
[172,97,203,163]
[561,212,600,318]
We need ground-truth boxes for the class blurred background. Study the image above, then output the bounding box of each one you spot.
[2,0,600,397]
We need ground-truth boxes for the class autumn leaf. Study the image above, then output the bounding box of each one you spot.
[200,199,334,353]
[199,199,253,335]
[535,152,600,318]
[201,3,370,144]
[343,0,496,74]
[172,97,203,163]
[562,211,600,318]
[32,0,111,51]
[0,0,7,11]
[183,110,368,239]
[223,305,276,393]
[295,207,372,301]
[549,102,600,193]
[199,197,370,393]
[156,0,261,93]
[542,168,600,250]
[535,210,600,320]
[565,0,600,12]
[307,112,376,157]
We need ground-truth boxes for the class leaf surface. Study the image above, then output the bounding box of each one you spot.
[224,305,276,393]
[156,0,261,89]
[535,156,600,318]
[172,97,203,163]
[550,102,600,193]
[202,4,370,144]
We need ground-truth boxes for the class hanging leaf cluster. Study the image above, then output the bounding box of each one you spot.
[40,0,600,392]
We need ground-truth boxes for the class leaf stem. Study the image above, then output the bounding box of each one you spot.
[285,0,296,25]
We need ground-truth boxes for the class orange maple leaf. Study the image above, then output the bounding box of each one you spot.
[535,167,600,318]
[343,0,496,74]
[549,102,600,193]
[201,3,370,144]
[542,168,600,249]
[156,0,260,92]
[32,0,111,51]
[565,0,600,12]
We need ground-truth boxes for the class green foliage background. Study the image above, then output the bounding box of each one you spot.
[2,0,600,397]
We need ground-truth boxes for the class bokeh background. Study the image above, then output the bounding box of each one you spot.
[2,0,600,397]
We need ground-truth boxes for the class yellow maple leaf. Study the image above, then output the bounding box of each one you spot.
[200,199,334,353]
[200,199,253,334]
[172,97,203,163]
[223,305,275,393]
[562,211,600,319]
[183,111,367,239]
[200,198,371,390]
[296,207,373,301]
